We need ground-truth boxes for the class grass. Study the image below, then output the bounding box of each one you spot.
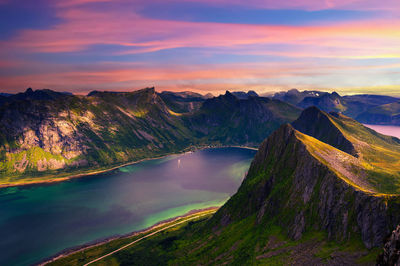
[45,209,218,266]
[49,211,380,265]
[292,110,400,195]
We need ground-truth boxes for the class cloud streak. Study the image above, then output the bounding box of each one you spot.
[0,0,399,94]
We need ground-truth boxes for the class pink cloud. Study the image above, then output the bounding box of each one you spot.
[1,0,399,93]
[4,5,400,60]
[127,0,400,11]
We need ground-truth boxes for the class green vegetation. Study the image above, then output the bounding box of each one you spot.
[48,212,378,265]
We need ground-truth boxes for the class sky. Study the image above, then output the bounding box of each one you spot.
[0,0,399,96]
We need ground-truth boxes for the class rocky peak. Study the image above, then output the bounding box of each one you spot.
[291,106,358,157]
[10,88,67,102]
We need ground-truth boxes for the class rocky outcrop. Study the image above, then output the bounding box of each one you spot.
[213,123,400,248]
[377,225,400,265]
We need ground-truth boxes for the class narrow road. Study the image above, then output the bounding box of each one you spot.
[83,212,213,265]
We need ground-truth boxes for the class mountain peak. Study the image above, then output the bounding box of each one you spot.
[292,107,358,157]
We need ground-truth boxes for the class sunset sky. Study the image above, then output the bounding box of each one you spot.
[0,0,399,95]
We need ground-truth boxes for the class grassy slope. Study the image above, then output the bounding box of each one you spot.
[327,113,400,194]
[49,211,379,266]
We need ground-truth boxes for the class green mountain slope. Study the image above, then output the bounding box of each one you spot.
[186,91,301,146]
[73,107,400,265]
[159,91,206,113]
[0,88,300,185]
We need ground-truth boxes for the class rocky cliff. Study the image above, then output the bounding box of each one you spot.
[377,225,400,265]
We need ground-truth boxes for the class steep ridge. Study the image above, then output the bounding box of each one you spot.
[0,88,300,185]
[213,123,400,249]
[292,106,357,157]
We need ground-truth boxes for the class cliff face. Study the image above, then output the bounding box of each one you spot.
[213,121,400,249]
[377,225,400,265]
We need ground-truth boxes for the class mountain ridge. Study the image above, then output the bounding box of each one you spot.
[0,88,300,185]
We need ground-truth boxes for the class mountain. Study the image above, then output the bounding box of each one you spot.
[159,91,206,113]
[87,107,400,265]
[185,91,301,146]
[231,90,259,99]
[0,88,300,186]
[298,91,345,112]
[356,101,400,125]
[274,89,400,124]
[212,108,400,246]
[0,88,196,184]
[272,88,327,106]
[291,106,358,156]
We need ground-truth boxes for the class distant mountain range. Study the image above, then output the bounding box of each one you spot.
[0,88,300,185]
[95,107,400,265]
[273,89,400,125]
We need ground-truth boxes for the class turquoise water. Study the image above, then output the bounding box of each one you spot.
[0,147,256,265]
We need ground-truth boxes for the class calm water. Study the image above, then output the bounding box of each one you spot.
[0,147,256,266]
[364,124,400,139]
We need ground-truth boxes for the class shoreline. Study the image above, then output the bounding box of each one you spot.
[38,207,219,265]
[0,145,258,189]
